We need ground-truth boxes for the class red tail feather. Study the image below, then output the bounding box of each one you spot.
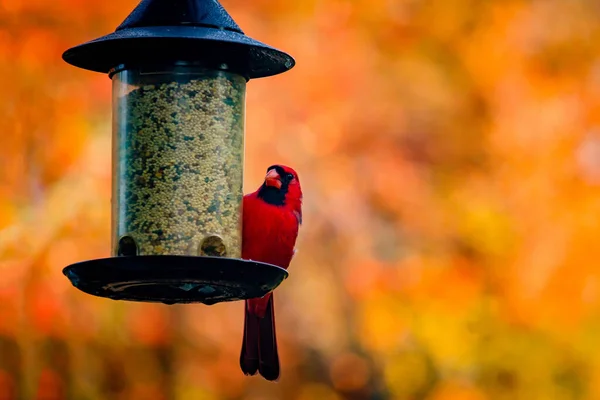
[240,295,279,381]
[240,301,259,376]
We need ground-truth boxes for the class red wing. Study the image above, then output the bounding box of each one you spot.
[242,194,299,269]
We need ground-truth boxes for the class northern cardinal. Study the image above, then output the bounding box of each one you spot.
[240,164,303,381]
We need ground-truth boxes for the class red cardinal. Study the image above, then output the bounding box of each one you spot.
[240,164,303,381]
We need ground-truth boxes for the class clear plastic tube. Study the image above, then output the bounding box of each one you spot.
[111,66,245,258]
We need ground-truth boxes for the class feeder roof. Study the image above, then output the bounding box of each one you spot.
[62,0,295,79]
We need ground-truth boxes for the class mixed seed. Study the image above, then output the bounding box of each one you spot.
[113,72,245,257]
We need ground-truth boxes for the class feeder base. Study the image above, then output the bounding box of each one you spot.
[62,256,288,305]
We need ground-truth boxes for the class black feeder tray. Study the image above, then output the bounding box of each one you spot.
[63,256,289,305]
[61,0,295,305]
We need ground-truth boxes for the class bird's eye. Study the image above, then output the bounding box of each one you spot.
[286,173,294,181]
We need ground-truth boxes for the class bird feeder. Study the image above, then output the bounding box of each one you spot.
[61,0,294,305]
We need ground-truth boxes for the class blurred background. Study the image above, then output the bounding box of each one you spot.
[1,0,600,399]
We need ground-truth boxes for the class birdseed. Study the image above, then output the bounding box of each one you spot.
[112,71,245,258]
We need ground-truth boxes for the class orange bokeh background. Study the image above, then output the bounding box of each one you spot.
[1,0,600,399]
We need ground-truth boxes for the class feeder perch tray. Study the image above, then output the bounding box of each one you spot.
[63,256,289,305]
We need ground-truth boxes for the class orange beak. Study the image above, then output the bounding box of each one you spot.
[264,169,282,189]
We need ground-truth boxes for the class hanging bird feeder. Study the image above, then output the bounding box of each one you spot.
[61,0,294,305]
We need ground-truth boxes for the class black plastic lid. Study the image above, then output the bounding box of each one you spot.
[62,0,295,79]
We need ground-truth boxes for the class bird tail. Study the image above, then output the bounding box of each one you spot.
[240,294,280,381]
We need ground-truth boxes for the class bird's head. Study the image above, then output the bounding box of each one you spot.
[257,164,303,211]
